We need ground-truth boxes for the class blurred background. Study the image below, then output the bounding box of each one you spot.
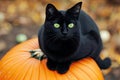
[0,0,120,80]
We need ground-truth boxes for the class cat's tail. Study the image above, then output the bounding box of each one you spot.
[94,57,111,69]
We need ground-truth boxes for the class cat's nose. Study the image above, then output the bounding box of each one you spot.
[62,30,68,35]
[62,24,68,35]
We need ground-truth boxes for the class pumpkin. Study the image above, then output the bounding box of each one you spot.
[0,38,104,80]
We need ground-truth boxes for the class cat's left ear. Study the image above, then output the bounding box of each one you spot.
[67,2,82,19]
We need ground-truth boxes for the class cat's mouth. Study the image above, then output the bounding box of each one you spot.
[59,36,70,40]
[61,38,68,40]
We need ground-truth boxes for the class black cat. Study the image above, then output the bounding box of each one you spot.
[38,2,111,74]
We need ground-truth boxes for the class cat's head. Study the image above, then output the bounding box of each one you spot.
[44,2,82,41]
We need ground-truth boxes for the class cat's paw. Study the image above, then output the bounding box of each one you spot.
[57,65,69,74]
[47,60,57,70]
[56,62,71,74]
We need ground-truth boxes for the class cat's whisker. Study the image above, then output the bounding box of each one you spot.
[47,35,58,43]
[48,36,55,41]
[47,32,57,37]
[47,34,56,37]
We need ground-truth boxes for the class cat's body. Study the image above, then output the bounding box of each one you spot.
[38,2,111,74]
[39,10,100,61]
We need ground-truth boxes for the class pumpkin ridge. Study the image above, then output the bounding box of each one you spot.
[29,59,39,80]
[81,59,102,74]
[69,69,81,80]
[65,71,78,80]
[38,60,41,80]
[53,72,58,80]
[80,59,104,80]
[30,59,40,80]
[0,54,29,71]
[62,74,69,80]
[19,60,34,80]
[73,62,98,80]
[0,51,25,62]
[69,65,86,80]
[12,59,34,80]
[41,60,47,80]
[0,51,31,66]
[9,59,27,80]
[0,56,28,79]
[23,59,36,80]
[72,64,91,80]
[65,73,75,80]
[39,61,43,80]
[54,71,62,80]
[39,60,47,80]
[3,58,28,80]
[53,71,58,80]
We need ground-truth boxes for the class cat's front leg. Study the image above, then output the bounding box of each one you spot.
[56,61,71,74]
[47,58,57,70]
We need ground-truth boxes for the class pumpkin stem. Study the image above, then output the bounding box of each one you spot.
[29,49,47,60]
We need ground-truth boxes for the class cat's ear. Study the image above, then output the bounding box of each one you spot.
[67,2,82,19]
[46,4,58,20]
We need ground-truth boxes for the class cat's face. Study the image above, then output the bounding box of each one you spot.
[44,2,82,41]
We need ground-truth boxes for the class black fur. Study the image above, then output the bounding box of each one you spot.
[38,2,111,74]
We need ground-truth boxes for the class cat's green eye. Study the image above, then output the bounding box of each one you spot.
[54,23,60,28]
[68,23,74,28]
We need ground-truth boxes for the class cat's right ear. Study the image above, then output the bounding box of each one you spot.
[67,2,82,19]
[46,4,58,20]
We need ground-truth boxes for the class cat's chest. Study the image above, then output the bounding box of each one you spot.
[47,41,69,51]
[45,40,77,56]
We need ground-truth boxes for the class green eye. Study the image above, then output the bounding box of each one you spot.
[54,23,60,28]
[68,23,74,28]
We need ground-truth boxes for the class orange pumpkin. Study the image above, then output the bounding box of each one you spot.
[0,38,104,80]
